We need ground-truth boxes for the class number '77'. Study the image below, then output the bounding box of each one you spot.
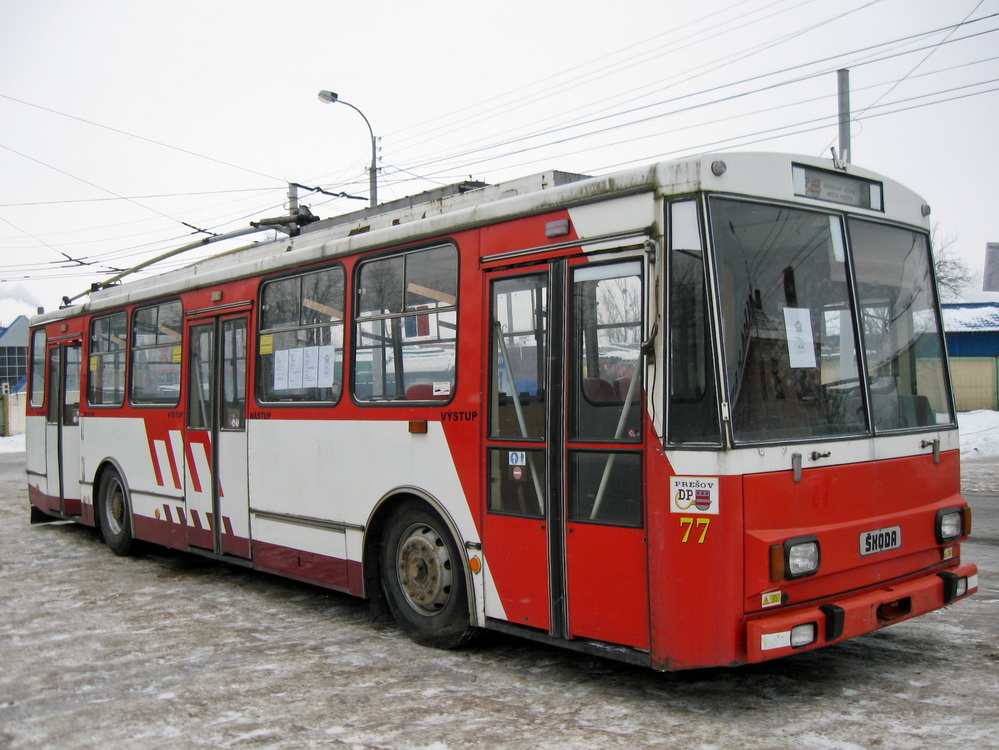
[679,517,711,544]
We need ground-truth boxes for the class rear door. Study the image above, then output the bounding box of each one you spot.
[44,340,82,516]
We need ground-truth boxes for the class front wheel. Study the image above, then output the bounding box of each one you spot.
[98,469,135,556]
[379,501,476,649]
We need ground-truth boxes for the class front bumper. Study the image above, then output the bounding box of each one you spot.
[745,561,978,663]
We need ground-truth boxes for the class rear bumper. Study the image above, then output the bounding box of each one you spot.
[745,562,978,663]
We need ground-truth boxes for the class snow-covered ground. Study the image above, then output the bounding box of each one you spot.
[0,432,24,453]
[3,413,996,455]
[957,410,999,458]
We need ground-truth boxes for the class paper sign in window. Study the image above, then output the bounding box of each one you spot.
[273,350,289,390]
[319,344,335,387]
[783,308,816,368]
[303,346,320,388]
[288,348,304,389]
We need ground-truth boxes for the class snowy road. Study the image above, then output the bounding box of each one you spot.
[1,451,997,750]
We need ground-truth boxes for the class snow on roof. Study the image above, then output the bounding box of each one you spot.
[941,303,999,333]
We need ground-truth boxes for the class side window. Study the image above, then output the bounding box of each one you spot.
[667,200,721,445]
[29,329,46,408]
[88,312,127,406]
[258,266,344,403]
[131,300,182,405]
[354,245,458,402]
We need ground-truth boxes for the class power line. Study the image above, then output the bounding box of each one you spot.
[0,142,222,240]
[0,93,287,185]
[2,4,995,285]
[0,186,275,209]
[391,10,998,175]
[393,17,999,179]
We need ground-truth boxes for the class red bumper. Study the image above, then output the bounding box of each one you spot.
[746,561,978,663]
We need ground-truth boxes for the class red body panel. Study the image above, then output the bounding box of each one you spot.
[566,522,649,648]
[482,513,550,631]
[743,452,963,612]
[254,540,358,594]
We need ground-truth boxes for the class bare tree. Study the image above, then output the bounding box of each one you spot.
[932,225,975,302]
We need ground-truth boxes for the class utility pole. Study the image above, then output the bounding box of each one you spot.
[837,69,851,164]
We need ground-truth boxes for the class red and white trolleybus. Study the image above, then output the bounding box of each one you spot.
[26,152,977,670]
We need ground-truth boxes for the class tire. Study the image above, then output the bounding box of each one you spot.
[379,501,476,649]
[98,469,135,556]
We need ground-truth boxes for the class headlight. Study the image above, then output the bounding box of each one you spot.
[936,507,969,544]
[785,536,821,579]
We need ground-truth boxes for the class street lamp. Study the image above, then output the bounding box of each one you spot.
[317,90,378,208]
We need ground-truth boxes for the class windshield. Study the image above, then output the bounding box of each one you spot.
[849,218,953,431]
[709,198,952,444]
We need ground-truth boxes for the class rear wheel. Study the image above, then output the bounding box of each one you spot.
[98,469,135,556]
[379,501,476,649]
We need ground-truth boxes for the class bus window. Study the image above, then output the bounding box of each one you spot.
[258,266,344,403]
[571,261,643,442]
[30,329,45,408]
[131,300,182,405]
[849,220,951,430]
[710,199,865,443]
[46,347,60,424]
[667,200,721,445]
[490,274,547,439]
[221,318,247,430]
[354,246,457,402]
[88,312,127,406]
[63,345,81,426]
[569,451,642,527]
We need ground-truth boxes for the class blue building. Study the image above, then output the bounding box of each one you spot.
[942,303,999,411]
[0,315,29,394]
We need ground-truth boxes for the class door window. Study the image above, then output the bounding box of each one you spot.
[489,274,547,440]
[570,262,642,442]
[188,323,214,431]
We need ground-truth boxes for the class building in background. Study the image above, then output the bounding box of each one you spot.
[942,303,999,411]
[0,315,29,394]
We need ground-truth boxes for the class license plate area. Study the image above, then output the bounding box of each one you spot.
[859,525,902,556]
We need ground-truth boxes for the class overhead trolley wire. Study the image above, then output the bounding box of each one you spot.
[387,0,845,153]
[0,94,287,186]
[389,5,986,173]
[2,3,995,285]
[392,18,999,181]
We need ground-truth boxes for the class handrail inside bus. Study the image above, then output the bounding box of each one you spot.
[590,366,642,521]
[493,321,545,512]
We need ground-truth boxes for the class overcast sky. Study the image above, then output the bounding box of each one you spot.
[1,0,997,323]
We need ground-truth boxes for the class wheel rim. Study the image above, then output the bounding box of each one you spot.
[105,478,126,536]
[396,523,454,615]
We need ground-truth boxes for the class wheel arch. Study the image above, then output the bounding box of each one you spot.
[362,486,477,624]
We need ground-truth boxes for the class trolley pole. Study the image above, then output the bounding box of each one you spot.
[838,69,851,164]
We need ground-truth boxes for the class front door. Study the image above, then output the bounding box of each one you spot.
[483,256,650,649]
[185,315,250,558]
[44,341,82,516]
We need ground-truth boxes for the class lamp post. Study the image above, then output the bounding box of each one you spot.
[318,90,378,207]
